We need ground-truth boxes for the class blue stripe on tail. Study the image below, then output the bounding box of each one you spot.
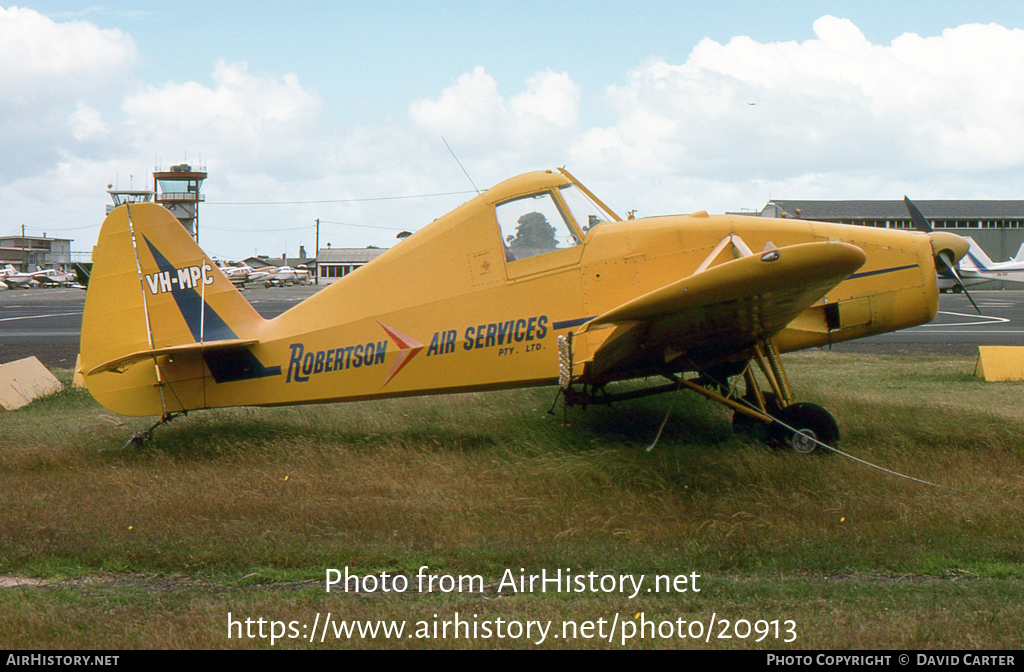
[142,235,237,342]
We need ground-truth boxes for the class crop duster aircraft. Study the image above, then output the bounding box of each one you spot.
[79,169,969,451]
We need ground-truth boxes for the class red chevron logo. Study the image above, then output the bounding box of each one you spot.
[377,321,424,387]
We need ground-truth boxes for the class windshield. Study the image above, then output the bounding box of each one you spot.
[495,192,580,261]
[559,184,612,233]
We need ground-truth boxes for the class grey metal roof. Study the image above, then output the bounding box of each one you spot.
[765,200,1024,221]
[317,248,387,263]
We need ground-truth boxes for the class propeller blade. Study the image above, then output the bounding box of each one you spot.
[937,251,981,314]
[904,196,933,233]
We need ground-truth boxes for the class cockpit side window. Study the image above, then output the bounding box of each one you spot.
[495,192,581,261]
[558,184,611,233]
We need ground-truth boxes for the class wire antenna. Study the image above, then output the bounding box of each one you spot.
[442,137,480,195]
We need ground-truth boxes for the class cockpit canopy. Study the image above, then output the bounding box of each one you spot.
[495,183,614,261]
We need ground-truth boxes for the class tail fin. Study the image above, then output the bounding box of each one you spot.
[962,236,994,271]
[80,203,267,416]
[1012,241,1024,264]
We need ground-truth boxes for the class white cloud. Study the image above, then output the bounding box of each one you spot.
[569,16,1024,215]
[410,66,579,154]
[0,6,136,180]
[121,60,324,176]
[400,17,1024,221]
[68,103,109,140]
[7,13,1024,258]
[0,5,136,105]
[410,67,506,143]
[510,70,580,132]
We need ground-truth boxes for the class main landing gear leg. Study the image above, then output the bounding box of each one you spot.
[731,340,839,453]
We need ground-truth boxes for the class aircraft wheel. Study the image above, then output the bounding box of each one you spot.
[952,285,963,294]
[771,403,839,454]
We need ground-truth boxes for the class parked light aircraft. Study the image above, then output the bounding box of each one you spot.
[30,267,78,288]
[937,237,1024,291]
[1,265,38,288]
[216,261,253,287]
[262,265,311,287]
[79,169,969,451]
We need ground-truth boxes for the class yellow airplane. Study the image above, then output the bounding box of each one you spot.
[79,169,968,451]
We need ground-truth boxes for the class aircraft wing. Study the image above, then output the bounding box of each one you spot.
[579,241,866,380]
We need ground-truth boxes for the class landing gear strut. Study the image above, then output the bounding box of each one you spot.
[730,339,839,453]
[555,333,839,453]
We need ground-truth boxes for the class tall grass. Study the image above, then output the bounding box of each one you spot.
[0,353,1022,647]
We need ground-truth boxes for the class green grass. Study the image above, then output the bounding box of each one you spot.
[0,352,1022,648]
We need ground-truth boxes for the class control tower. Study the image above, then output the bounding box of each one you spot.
[106,185,153,215]
[153,163,207,241]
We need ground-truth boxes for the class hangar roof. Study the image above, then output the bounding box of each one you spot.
[761,200,1024,221]
[318,248,386,263]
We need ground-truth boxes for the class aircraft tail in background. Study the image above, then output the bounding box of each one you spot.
[960,236,996,271]
[1012,241,1024,264]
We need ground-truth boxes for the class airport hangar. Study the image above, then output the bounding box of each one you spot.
[752,200,1024,289]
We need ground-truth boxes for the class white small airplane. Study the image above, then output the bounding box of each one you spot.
[246,266,277,284]
[0,265,38,288]
[263,265,310,286]
[30,267,78,288]
[939,237,1024,291]
[216,261,254,287]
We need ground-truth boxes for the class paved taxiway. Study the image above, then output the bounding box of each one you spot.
[0,285,320,366]
[1,287,1022,366]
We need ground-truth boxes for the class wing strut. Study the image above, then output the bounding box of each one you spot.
[693,233,754,275]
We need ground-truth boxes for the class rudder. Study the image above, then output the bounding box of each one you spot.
[80,203,266,416]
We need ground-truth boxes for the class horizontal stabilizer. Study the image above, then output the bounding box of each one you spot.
[86,339,258,376]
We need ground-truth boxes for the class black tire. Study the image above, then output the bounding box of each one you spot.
[771,403,839,454]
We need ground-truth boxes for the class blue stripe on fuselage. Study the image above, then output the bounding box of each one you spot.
[848,264,919,280]
[552,316,596,330]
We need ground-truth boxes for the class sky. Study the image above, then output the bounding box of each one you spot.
[3,1,1024,260]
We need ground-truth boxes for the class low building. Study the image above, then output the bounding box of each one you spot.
[0,235,73,271]
[317,247,386,284]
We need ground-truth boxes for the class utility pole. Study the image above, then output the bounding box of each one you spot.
[21,225,25,272]
[315,218,320,286]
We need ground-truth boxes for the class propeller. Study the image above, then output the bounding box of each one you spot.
[904,196,933,234]
[935,249,981,314]
[903,196,981,314]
